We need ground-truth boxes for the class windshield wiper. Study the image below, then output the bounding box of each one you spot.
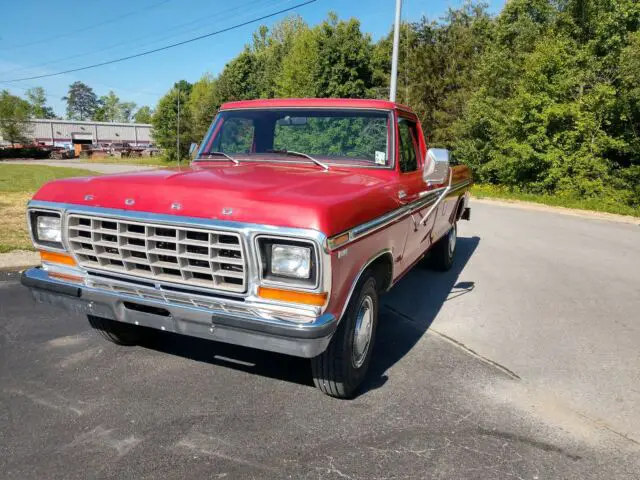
[201,151,240,165]
[267,149,329,171]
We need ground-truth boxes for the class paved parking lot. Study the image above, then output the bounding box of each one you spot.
[1,202,639,479]
[3,159,156,174]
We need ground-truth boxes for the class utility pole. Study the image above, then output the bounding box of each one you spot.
[176,85,181,165]
[389,0,402,102]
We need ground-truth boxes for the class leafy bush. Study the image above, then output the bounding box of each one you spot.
[149,3,640,213]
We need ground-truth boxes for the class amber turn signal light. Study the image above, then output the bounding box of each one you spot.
[258,286,328,306]
[40,251,77,267]
[328,232,350,250]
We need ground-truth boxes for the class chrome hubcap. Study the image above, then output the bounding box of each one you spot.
[448,224,457,256]
[352,296,374,368]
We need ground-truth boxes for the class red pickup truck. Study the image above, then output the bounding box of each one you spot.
[22,98,471,398]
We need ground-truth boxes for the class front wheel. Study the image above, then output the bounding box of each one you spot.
[311,275,378,398]
[87,315,143,346]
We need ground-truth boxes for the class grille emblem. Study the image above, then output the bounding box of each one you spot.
[125,198,135,206]
[84,194,94,201]
[171,202,182,211]
[222,208,233,216]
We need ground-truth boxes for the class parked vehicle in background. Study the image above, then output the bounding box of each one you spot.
[21,98,472,398]
[109,142,133,156]
[48,146,74,160]
[93,143,111,152]
[140,144,161,157]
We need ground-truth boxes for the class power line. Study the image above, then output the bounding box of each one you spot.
[0,0,316,83]
[1,0,176,51]
[0,0,276,77]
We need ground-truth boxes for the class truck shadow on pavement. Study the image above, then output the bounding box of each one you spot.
[361,235,480,395]
[137,236,480,396]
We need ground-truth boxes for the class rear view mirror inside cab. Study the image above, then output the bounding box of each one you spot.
[277,116,308,126]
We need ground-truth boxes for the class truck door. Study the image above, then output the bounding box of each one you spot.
[396,117,437,270]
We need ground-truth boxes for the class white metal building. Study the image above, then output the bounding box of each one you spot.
[0,118,153,147]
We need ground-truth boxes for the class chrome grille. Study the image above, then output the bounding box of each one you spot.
[67,214,246,293]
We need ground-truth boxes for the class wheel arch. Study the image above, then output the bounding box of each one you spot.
[452,194,467,223]
[337,249,393,321]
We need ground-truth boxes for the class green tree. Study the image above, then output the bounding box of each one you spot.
[216,49,262,102]
[276,26,319,97]
[144,2,640,211]
[253,16,308,98]
[0,90,32,146]
[118,101,137,123]
[187,74,220,141]
[94,91,120,122]
[63,81,98,120]
[453,0,640,209]
[313,13,375,98]
[133,105,153,124]
[151,81,194,160]
[25,87,56,119]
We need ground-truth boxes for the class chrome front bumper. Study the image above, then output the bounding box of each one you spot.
[22,267,337,358]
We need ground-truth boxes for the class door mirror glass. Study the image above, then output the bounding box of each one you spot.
[424,148,450,184]
[189,142,199,158]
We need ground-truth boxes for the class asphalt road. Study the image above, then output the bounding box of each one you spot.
[1,202,639,479]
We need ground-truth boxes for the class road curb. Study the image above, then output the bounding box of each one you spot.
[0,251,39,272]
[472,197,640,225]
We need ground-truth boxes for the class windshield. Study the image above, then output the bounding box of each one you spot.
[199,108,391,167]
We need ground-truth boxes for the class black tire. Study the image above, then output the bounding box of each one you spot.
[87,315,142,346]
[311,275,378,398]
[428,222,457,272]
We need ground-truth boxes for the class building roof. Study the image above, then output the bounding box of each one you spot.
[220,98,414,112]
[28,118,151,127]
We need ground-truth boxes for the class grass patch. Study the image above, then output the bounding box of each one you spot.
[83,155,179,166]
[0,164,98,252]
[472,184,640,217]
[0,192,34,252]
[0,164,97,193]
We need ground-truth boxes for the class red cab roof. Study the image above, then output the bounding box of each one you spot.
[220,98,414,112]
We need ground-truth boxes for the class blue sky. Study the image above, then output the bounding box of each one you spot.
[0,0,505,116]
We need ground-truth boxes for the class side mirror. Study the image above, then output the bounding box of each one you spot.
[189,142,199,158]
[424,148,450,184]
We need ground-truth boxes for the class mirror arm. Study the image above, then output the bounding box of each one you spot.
[420,169,452,226]
[189,142,200,159]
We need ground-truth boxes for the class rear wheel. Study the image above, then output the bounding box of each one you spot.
[87,315,142,346]
[428,222,457,271]
[311,275,378,398]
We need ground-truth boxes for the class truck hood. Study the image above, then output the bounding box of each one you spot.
[33,163,400,236]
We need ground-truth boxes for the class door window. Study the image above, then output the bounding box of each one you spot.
[398,118,419,173]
